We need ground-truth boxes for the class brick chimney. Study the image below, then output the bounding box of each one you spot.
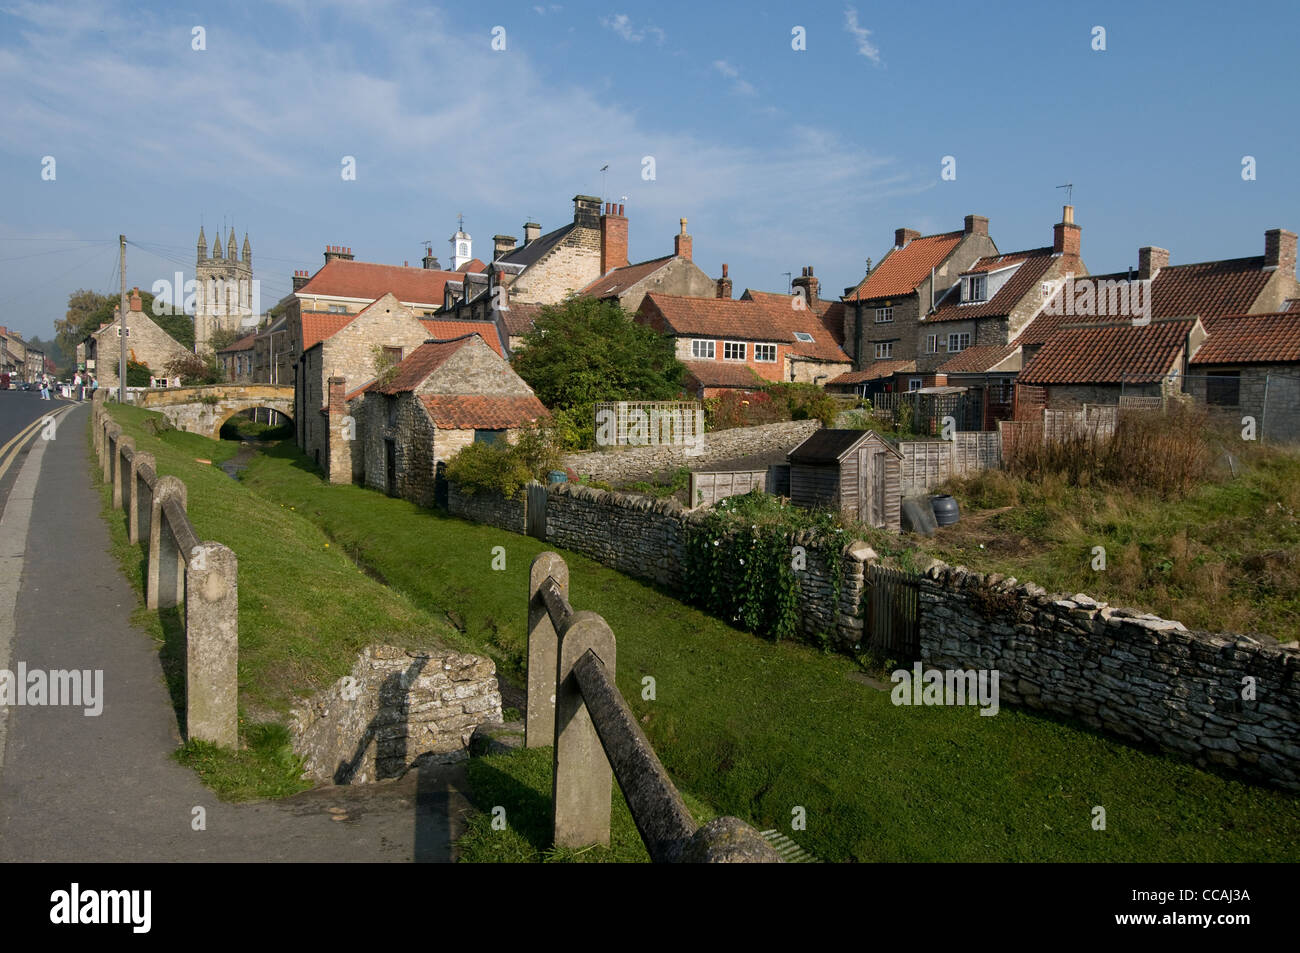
[129,287,143,312]
[573,194,602,229]
[600,203,628,274]
[493,234,518,261]
[674,218,692,261]
[1053,206,1082,259]
[292,269,310,290]
[324,245,355,264]
[522,222,541,246]
[716,263,732,299]
[1138,245,1169,280]
[422,247,441,270]
[895,228,920,248]
[1264,228,1297,274]
[791,266,819,308]
[964,214,989,236]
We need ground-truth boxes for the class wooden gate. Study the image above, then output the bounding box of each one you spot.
[526,482,547,540]
[866,565,920,660]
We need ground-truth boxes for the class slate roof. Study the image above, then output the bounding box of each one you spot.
[681,360,765,389]
[847,232,964,301]
[581,256,674,299]
[928,248,1056,323]
[297,258,485,306]
[826,360,916,385]
[1192,312,1300,365]
[419,394,549,430]
[787,429,898,464]
[497,223,576,268]
[1018,318,1197,385]
[937,344,1021,374]
[642,293,849,363]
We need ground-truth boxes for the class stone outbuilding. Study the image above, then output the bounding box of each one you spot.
[356,333,548,506]
[1188,310,1300,442]
[81,287,194,391]
[787,428,902,530]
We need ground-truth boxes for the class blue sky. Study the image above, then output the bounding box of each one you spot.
[1,0,1297,341]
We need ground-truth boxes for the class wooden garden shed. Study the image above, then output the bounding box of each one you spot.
[787,429,902,529]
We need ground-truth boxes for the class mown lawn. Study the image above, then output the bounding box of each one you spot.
[96,404,465,799]
[237,438,1300,862]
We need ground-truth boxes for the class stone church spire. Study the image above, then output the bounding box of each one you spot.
[242,232,251,264]
[197,225,207,260]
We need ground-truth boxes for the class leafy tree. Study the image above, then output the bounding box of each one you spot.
[207,327,243,353]
[509,295,685,447]
[164,351,224,386]
[54,288,194,359]
[126,360,152,387]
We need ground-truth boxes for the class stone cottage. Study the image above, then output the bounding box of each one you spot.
[81,287,194,390]
[1188,310,1300,441]
[355,334,548,506]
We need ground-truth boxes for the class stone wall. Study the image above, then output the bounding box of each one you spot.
[919,560,1300,791]
[561,418,820,485]
[289,644,502,784]
[447,481,526,533]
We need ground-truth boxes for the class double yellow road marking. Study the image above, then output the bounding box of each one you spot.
[0,404,76,484]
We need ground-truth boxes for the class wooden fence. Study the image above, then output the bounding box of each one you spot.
[897,432,1002,494]
[528,552,782,862]
[593,400,704,447]
[93,393,239,747]
[865,564,920,661]
[687,466,792,509]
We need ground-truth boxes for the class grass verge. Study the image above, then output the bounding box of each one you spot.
[240,437,1300,862]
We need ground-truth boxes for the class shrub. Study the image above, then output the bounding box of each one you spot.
[125,360,152,387]
[444,423,563,500]
[767,381,838,427]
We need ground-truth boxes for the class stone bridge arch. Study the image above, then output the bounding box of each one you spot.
[136,384,295,440]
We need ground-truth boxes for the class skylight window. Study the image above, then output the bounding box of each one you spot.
[793,331,814,343]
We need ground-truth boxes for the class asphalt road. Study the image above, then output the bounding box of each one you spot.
[0,398,470,862]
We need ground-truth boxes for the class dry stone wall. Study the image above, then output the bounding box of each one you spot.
[290,644,502,784]
[561,418,820,485]
[919,561,1300,791]
[447,482,526,533]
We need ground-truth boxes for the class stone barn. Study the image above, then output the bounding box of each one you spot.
[787,429,902,529]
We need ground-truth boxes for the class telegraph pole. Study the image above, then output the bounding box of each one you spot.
[118,234,127,402]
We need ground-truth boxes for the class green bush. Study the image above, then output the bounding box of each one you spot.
[444,424,563,500]
[767,381,838,427]
[125,360,152,387]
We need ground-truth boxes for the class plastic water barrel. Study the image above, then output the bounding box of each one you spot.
[930,494,960,526]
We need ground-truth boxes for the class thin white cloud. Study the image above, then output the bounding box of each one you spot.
[712,59,755,96]
[600,13,664,44]
[844,7,882,66]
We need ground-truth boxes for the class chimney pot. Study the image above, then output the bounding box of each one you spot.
[618,203,624,216]
[895,227,921,248]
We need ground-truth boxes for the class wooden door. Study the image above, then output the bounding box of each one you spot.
[871,450,886,526]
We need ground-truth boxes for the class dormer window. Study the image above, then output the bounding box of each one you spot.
[961,274,987,303]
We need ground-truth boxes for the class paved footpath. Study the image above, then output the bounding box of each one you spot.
[0,402,470,862]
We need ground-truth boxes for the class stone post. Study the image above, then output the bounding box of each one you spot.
[129,452,155,545]
[113,435,134,510]
[185,542,238,747]
[552,611,616,850]
[103,423,120,484]
[148,475,187,610]
[527,551,568,747]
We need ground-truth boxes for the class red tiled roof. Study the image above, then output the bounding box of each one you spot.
[1192,312,1300,365]
[681,360,766,389]
[1018,319,1197,385]
[642,293,849,363]
[826,360,916,385]
[847,232,964,301]
[298,258,485,306]
[217,332,258,353]
[742,291,846,344]
[419,394,549,430]
[581,256,674,299]
[301,311,356,350]
[368,337,480,395]
[1146,257,1272,321]
[937,344,1020,374]
[500,301,544,337]
[928,248,1056,323]
[456,258,487,273]
[420,320,503,356]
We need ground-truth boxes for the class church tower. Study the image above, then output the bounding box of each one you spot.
[194,224,256,354]
[449,216,472,271]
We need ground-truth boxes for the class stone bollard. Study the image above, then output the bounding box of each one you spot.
[185,542,238,747]
[527,552,568,748]
[113,435,134,510]
[129,452,155,545]
[148,476,187,610]
[103,424,120,484]
[552,612,616,850]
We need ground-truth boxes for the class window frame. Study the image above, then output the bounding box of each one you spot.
[925,334,938,354]
[874,342,894,360]
[722,340,747,362]
[875,307,894,324]
[947,332,971,353]
[1205,371,1241,407]
[753,343,777,363]
[691,339,716,359]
